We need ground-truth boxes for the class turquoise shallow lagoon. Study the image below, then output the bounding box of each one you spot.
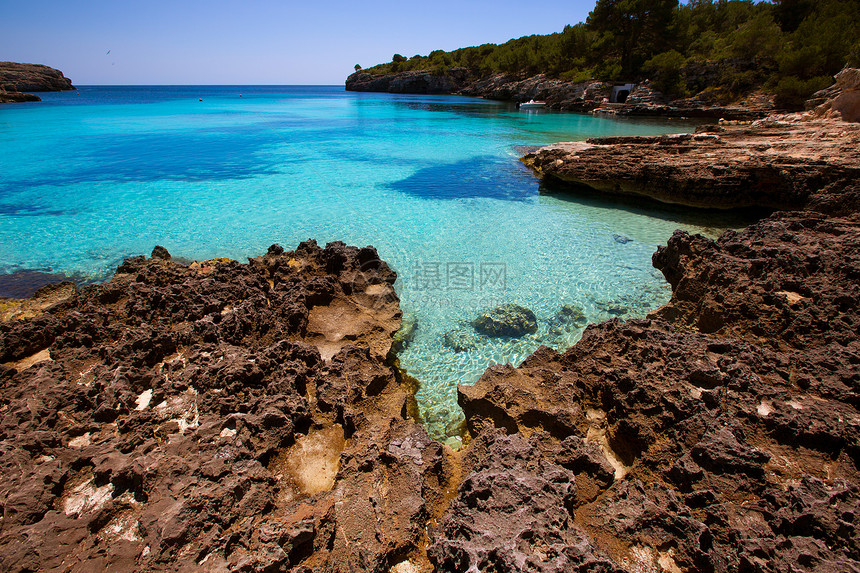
[1,86,750,440]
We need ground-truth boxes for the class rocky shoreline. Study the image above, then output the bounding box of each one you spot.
[522,68,860,213]
[2,72,859,572]
[0,62,75,103]
[2,222,858,571]
[522,118,860,212]
[346,68,774,120]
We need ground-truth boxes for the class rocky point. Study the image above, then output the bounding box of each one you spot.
[0,241,457,572]
[521,69,860,214]
[0,62,74,104]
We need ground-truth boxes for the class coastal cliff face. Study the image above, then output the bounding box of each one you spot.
[345,68,773,119]
[0,62,75,93]
[0,62,74,103]
[345,69,471,94]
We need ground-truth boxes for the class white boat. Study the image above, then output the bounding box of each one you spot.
[519,99,546,109]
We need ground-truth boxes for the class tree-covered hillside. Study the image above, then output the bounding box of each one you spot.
[358,0,859,108]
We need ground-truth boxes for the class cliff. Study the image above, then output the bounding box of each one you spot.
[0,62,75,103]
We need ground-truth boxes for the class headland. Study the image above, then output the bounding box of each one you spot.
[0,62,75,103]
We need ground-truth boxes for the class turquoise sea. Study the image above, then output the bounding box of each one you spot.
[0,85,750,442]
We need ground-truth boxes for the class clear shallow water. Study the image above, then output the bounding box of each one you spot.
[1,86,750,441]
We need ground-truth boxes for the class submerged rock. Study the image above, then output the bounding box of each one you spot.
[392,313,417,354]
[472,303,538,338]
[556,303,587,325]
[442,328,479,352]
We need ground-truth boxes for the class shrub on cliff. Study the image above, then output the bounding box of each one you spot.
[643,49,688,98]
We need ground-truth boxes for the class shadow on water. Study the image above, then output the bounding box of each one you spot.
[538,177,771,234]
[387,156,537,201]
[0,271,75,299]
[0,131,282,193]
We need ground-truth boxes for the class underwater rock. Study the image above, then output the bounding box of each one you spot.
[555,303,587,326]
[472,303,538,338]
[442,328,479,352]
[392,313,417,354]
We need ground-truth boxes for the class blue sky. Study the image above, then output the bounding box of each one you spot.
[0,0,597,85]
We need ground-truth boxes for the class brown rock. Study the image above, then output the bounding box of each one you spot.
[523,121,860,212]
[0,241,462,572]
[454,211,860,571]
[0,62,74,92]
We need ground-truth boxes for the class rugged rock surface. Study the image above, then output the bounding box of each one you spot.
[0,62,74,103]
[805,67,860,123]
[522,69,860,212]
[458,73,613,112]
[0,241,460,572]
[523,119,860,212]
[3,214,860,571]
[456,211,860,572]
[345,69,471,94]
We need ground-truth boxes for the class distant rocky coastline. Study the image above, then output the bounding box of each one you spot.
[0,62,75,103]
[346,68,774,120]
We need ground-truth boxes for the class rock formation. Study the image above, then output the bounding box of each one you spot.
[456,211,860,572]
[472,304,538,338]
[345,69,471,94]
[0,241,459,572]
[521,69,860,213]
[522,120,860,212]
[806,67,860,123]
[0,62,74,103]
